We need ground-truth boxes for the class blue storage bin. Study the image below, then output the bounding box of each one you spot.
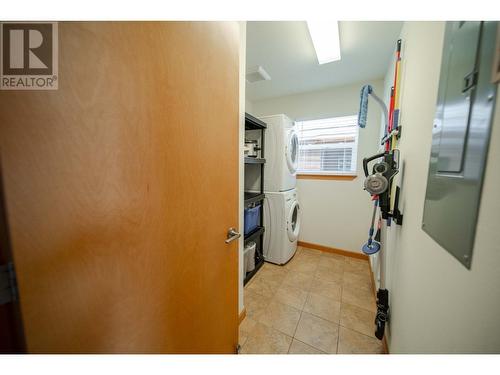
[244,205,261,235]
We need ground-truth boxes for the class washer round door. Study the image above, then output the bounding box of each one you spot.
[287,200,301,242]
[285,130,299,175]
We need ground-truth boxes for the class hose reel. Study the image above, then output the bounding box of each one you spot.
[362,150,402,223]
[364,171,389,195]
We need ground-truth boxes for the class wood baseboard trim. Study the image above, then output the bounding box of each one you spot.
[238,308,246,325]
[368,261,389,354]
[298,241,368,261]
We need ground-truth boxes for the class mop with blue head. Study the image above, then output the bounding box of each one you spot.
[361,199,381,255]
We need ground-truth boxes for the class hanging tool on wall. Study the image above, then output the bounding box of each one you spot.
[358,84,388,132]
[357,82,403,225]
[362,149,402,223]
[380,39,403,152]
[357,38,404,341]
[362,199,381,255]
[388,39,403,214]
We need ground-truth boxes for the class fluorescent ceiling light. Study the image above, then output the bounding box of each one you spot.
[307,21,341,64]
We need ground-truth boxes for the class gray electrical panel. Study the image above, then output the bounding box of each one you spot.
[422,21,498,269]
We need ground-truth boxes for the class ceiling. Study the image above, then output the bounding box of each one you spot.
[246,21,403,101]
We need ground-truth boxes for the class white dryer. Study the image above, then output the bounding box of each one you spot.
[259,114,299,192]
[263,189,301,265]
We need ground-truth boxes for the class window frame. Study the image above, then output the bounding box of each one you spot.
[295,115,359,179]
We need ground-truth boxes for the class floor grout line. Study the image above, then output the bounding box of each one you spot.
[288,309,303,353]
[338,323,379,340]
[291,337,327,354]
[242,248,382,354]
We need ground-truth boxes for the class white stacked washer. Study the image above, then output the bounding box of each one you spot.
[263,189,301,265]
[260,114,298,192]
[259,114,301,265]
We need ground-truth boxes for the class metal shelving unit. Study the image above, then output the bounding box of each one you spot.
[244,157,266,164]
[243,113,266,286]
[244,226,265,242]
[244,192,265,206]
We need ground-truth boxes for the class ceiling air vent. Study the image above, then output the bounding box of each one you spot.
[246,66,271,83]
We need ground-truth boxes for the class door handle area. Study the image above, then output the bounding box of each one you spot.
[225,227,241,244]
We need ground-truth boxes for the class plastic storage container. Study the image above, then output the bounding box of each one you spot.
[244,204,261,235]
[244,241,256,272]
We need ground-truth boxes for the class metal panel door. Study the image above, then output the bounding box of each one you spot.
[423,21,498,268]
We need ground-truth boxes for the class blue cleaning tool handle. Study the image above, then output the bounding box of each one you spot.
[358,85,389,132]
[358,85,372,128]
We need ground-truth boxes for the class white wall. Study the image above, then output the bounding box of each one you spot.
[250,81,384,252]
[245,98,253,114]
[379,21,500,353]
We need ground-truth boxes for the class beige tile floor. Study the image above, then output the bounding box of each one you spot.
[239,246,385,354]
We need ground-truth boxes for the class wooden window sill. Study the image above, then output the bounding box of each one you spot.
[297,174,357,181]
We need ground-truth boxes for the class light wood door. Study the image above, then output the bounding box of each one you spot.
[0,22,240,353]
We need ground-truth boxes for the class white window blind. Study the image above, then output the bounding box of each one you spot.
[296,115,359,175]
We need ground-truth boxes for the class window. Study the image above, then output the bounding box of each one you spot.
[296,115,359,175]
